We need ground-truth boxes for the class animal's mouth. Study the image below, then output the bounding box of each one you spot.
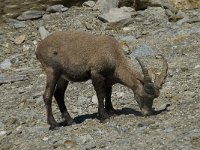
[141,103,171,116]
[141,108,153,116]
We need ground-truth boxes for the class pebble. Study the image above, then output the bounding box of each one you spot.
[14,35,26,45]
[194,65,200,69]
[46,5,68,13]
[39,26,50,40]
[43,136,51,141]
[130,45,155,57]
[14,21,26,29]
[82,1,96,8]
[78,134,93,144]
[91,95,98,104]
[78,96,87,104]
[0,59,12,69]
[0,131,7,136]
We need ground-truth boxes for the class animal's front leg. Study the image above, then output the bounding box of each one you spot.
[105,86,116,116]
[91,71,109,122]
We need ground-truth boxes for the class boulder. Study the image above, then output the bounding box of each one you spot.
[17,10,45,21]
[82,1,96,8]
[46,4,68,13]
[94,0,119,13]
[98,7,132,23]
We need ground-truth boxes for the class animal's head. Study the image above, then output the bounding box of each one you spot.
[135,55,168,116]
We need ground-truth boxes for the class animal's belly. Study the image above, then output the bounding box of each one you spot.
[61,71,91,82]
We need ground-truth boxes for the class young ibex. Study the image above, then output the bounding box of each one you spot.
[36,31,168,130]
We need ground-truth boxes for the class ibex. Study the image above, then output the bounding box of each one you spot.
[36,31,168,130]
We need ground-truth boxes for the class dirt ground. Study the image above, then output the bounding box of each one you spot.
[0,5,200,150]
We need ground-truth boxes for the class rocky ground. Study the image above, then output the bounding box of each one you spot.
[0,3,200,150]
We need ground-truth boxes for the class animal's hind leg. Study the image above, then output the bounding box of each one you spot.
[43,67,60,130]
[105,86,116,116]
[54,77,75,126]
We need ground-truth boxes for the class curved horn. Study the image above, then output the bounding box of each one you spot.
[155,54,168,89]
[136,57,152,83]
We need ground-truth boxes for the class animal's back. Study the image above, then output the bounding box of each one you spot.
[36,31,125,81]
[37,31,123,64]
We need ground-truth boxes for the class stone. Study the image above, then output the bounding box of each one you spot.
[177,17,189,25]
[98,8,132,23]
[46,4,68,13]
[0,74,28,85]
[142,7,168,25]
[78,134,93,144]
[171,0,200,10]
[64,140,77,149]
[14,35,26,45]
[78,96,87,104]
[82,1,96,8]
[0,121,5,130]
[91,95,98,104]
[14,21,26,29]
[130,45,155,57]
[17,10,45,21]
[39,26,50,40]
[0,59,12,69]
[194,65,200,69]
[0,131,7,136]
[94,0,119,13]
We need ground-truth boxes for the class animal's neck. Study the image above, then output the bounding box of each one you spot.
[115,60,143,91]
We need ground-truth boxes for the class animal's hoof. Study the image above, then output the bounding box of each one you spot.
[48,121,59,130]
[49,124,59,130]
[100,118,109,123]
[106,109,117,116]
[59,119,76,127]
[97,112,110,123]
[68,119,76,126]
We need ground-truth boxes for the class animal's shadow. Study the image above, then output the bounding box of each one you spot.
[58,106,169,127]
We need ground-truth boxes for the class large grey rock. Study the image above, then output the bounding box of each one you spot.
[94,0,119,13]
[141,7,168,25]
[46,4,68,13]
[17,10,45,21]
[135,0,177,12]
[98,7,132,23]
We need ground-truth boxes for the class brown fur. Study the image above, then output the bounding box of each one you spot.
[36,31,168,130]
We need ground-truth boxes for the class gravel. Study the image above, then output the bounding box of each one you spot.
[0,5,200,150]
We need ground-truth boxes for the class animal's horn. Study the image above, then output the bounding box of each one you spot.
[155,55,168,89]
[136,57,152,83]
